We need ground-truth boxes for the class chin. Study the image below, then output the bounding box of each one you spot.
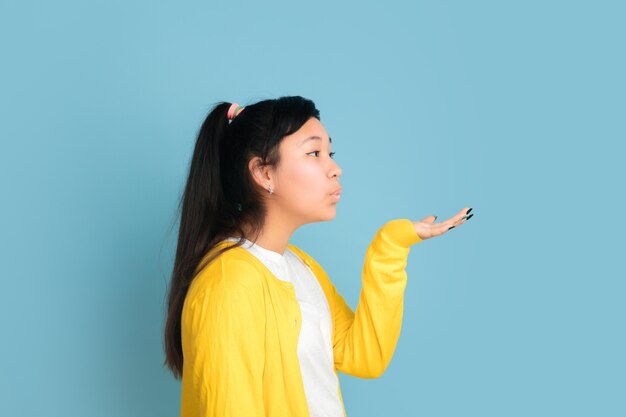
[302,202,338,223]
[321,206,338,221]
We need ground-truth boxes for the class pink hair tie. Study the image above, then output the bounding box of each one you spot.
[227,102,245,120]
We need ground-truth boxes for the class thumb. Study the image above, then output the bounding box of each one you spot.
[419,215,438,224]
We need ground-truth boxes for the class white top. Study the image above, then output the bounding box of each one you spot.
[225,237,343,417]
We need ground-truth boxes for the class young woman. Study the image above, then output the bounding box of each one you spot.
[163,95,473,417]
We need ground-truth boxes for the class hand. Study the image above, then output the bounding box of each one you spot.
[412,207,474,241]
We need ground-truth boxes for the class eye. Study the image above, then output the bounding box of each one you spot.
[307,151,336,159]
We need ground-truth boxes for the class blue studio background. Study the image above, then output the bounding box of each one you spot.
[1,0,624,416]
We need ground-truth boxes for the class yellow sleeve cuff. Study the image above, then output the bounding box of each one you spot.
[380,218,423,247]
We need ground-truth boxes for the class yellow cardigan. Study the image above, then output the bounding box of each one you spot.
[180,218,422,417]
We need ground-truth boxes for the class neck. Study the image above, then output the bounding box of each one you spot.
[241,208,302,256]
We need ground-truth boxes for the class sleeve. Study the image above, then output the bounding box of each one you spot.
[331,218,422,378]
[182,259,266,416]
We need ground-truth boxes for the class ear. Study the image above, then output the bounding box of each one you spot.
[248,156,274,190]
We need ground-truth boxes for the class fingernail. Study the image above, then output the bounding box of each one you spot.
[448,226,455,230]
[434,216,438,220]
[466,208,473,215]
[466,214,473,220]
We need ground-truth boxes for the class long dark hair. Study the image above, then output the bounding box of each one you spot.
[163,95,321,379]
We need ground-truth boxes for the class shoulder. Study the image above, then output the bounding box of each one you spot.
[187,242,266,306]
[181,244,267,333]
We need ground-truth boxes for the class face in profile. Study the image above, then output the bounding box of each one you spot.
[270,117,343,223]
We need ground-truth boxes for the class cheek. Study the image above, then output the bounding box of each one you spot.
[282,161,326,199]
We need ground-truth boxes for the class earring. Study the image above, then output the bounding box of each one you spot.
[267,184,273,194]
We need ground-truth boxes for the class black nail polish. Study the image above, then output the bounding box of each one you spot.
[448,226,455,230]
[466,214,473,220]
[466,208,473,215]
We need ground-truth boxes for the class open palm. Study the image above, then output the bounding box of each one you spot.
[412,207,474,241]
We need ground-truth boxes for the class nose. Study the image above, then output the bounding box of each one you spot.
[330,160,342,178]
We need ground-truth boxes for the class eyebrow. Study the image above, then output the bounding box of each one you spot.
[301,135,332,145]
